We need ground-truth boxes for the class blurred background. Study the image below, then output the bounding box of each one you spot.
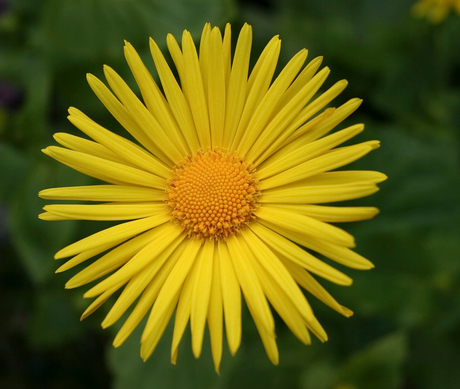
[1,0,460,388]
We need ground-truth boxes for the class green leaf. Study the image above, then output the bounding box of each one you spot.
[27,289,82,348]
[0,143,30,203]
[337,332,407,389]
[42,0,236,66]
[108,320,225,389]
[8,158,89,285]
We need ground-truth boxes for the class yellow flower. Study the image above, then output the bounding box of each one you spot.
[412,0,460,23]
[39,23,386,372]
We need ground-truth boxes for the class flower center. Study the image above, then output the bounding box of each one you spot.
[167,150,259,239]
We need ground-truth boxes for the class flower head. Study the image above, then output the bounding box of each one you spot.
[39,23,386,372]
[412,0,460,23]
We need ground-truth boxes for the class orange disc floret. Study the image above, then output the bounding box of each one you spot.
[167,150,259,239]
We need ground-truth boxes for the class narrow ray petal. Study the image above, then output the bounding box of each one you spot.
[141,239,202,343]
[53,132,128,166]
[237,49,308,157]
[242,229,327,341]
[45,146,166,190]
[103,65,182,163]
[191,239,214,358]
[56,243,115,273]
[65,227,161,289]
[279,257,352,317]
[43,203,167,221]
[182,30,211,149]
[217,241,241,356]
[140,291,180,361]
[207,247,223,374]
[170,246,202,364]
[247,66,330,163]
[223,23,252,148]
[258,124,365,179]
[68,108,172,178]
[80,281,126,321]
[250,222,352,285]
[84,223,182,297]
[86,73,163,157]
[260,141,379,190]
[222,23,232,86]
[39,185,164,202]
[113,241,188,348]
[101,235,184,328]
[265,204,380,223]
[226,236,275,335]
[124,42,189,155]
[231,36,280,150]
[257,206,355,248]
[150,37,200,153]
[208,27,226,148]
[55,214,169,259]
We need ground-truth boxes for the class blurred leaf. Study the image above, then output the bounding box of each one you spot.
[300,360,338,389]
[27,289,82,348]
[108,320,225,389]
[0,142,30,202]
[8,159,89,284]
[338,332,407,389]
[409,325,460,389]
[41,0,235,66]
[341,272,433,327]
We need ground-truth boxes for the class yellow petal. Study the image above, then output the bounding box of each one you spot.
[191,239,214,358]
[68,108,172,178]
[140,290,180,362]
[247,66,330,163]
[226,236,275,335]
[258,124,365,179]
[150,37,200,153]
[80,281,125,321]
[65,227,161,289]
[242,229,327,341]
[103,65,182,163]
[207,247,223,374]
[208,27,226,149]
[101,234,184,328]
[260,141,379,190]
[86,73,163,157]
[53,132,128,166]
[123,42,189,156]
[257,206,355,248]
[182,30,211,150]
[170,244,202,364]
[56,242,115,273]
[84,222,182,297]
[222,23,232,87]
[218,241,241,356]
[43,203,167,221]
[113,240,188,348]
[265,204,380,223]
[250,222,352,285]
[231,36,280,151]
[223,23,252,148]
[55,214,169,259]
[279,257,352,317]
[45,146,166,190]
[237,49,308,158]
[39,185,164,202]
[141,238,202,343]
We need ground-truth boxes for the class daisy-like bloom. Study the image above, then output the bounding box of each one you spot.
[39,23,386,372]
[412,0,460,23]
